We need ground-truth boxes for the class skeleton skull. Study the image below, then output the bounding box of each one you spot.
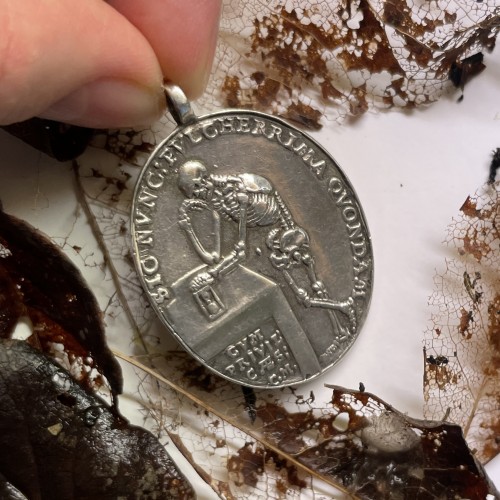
[178,160,208,198]
[280,228,310,254]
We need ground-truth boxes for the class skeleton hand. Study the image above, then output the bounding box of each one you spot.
[211,174,227,187]
[236,192,249,206]
[190,271,215,292]
[234,241,246,260]
[312,280,327,298]
[178,199,207,230]
[180,199,207,213]
[270,252,289,269]
[296,288,311,307]
[178,215,192,231]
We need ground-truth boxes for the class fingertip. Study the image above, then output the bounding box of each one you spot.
[109,0,222,99]
[0,0,164,127]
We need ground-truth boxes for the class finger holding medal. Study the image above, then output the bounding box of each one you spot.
[0,0,222,128]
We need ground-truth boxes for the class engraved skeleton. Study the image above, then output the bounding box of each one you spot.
[177,160,356,336]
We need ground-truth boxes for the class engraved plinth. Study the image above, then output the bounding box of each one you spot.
[165,264,321,385]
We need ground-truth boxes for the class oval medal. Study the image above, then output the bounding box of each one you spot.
[132,86,373,388]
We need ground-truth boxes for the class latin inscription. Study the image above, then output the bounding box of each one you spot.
[223,327,299,386]
[138,254,170,305]
[327,176,371,297]
[156,116,326,178]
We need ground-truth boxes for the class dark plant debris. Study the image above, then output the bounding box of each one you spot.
[248,385,500,499]
[166,352,499,498]
[0,340,194,500]
[488,148,500,184]
[2,118,93,161]
[0,208,122,396]
[449,53,486,101]
[241,385,257,423]
[449,53,485,88]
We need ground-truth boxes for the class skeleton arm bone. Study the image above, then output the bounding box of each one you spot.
[281,268,353,311]
[182,225,221,265]
[235,192,248,256]
[211,174,241,188]
[206,194,249,278]
[206,247,243,278]
[179,201,221,265]
[301,255,328,299]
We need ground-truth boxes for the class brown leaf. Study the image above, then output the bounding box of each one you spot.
[0,208,122,395]
[95,1,500,167]
[93,0,500,166]
[0,339,194,500]
[424,183,500,463]
[120,352,499,499]
[261,385,499,499]
[205,0,500,128]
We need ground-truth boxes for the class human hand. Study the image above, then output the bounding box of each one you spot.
[0,0,221,129]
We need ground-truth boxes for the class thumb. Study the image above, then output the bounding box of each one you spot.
[0,0,164,128]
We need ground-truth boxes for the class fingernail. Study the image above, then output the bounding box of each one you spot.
[40,79,164,129]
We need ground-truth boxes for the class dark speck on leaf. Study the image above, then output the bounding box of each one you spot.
[449,53,485,98]
[488,148,500,184]
[242,386,257,423]
[427,355,449,366]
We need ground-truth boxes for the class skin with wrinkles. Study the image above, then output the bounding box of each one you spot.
[0,0,221,128]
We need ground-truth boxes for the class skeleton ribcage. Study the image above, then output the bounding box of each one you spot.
[217,191,281,227]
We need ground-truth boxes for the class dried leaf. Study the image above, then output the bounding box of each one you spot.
[119,352,499,499]
[204,0,500,128]
[424,182,500,464]
[262,384,498,499]
[1,118,93,162]
[0,208,122,395]
[0,473,27,500]
[0,339,194,499]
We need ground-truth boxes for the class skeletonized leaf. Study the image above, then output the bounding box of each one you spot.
[121,352,500,499]
[204,0,499,127]
[424,182,500,464]
[0,339,194,500]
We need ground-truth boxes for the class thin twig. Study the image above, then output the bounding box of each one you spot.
[72,162,149,356]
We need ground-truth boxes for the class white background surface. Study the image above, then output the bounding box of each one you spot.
[0,48,499,497]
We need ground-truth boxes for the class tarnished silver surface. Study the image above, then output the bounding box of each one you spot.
[132,95,373,388]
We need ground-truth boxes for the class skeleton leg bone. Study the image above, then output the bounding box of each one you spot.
[302,256,329,300]
[281,269,356,332]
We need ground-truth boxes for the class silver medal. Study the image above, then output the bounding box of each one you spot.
[131,85,373,388]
